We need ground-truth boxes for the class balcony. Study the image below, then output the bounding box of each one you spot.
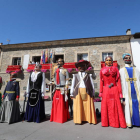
[6,65,22,73]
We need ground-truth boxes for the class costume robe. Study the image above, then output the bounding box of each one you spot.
[0,79,20,124]
[50,68,70,123]
[70,72,97,124]
[99,66,126,128]
[24,72,46,123]
[120,66,140,127]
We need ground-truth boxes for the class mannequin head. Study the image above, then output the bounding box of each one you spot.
[10,72,17,79]
[34,64,42,72]
[77,63,87,72]
[57,58,64,68]
[123,54,131,64]
[75,60,90,72]
[105,56,113,67]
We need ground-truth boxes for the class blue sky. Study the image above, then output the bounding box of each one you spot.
[0,0,139,44]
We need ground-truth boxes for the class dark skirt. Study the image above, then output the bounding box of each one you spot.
[24,92,45,123]
[0,100,21,124]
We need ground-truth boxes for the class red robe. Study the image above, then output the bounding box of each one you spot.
[99,66,126,128]
[50,89,70,123]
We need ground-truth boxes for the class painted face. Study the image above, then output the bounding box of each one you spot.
[34,66,41,71]
[105,57,112,66]
[124,55,131,64]
[57,59,64,67]
[77,64,87,72]
[10,73,16,79]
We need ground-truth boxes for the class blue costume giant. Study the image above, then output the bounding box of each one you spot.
[120,53,140,127]
[0,72,20,124]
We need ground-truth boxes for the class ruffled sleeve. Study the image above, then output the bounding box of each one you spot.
[116,68,123,98]
[99,69,103,97]
[70,74,75,97]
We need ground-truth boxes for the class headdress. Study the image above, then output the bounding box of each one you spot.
[122,53,131,59]
[75,60,90,68]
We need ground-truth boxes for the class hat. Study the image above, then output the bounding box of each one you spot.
[122,53,131,59]
[10,72,17,75]
[75,60,90,68]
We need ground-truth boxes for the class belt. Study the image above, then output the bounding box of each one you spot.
[56,85,65,87]
[6,91,15,94]
[126,78,137,83]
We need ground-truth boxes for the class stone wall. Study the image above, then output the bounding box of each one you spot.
[0,35,132,100]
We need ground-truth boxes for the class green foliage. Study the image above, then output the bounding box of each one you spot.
[95,92,99,98]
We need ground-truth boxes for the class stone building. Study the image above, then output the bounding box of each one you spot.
[0,31,133,100]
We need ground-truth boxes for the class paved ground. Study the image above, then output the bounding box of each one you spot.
[0,101,139,140]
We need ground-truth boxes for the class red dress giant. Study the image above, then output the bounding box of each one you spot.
[99,66,126,128]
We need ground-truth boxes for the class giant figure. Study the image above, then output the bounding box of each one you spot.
[70,60,97,124]
[50,58,70,123]
[120,53,140,127]
[99,56,126,128]
[24,64,46,123]
[0,72,20,124]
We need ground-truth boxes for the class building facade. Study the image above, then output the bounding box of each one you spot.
[0,34,132,100]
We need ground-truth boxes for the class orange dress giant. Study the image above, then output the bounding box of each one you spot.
[99,66,126,128]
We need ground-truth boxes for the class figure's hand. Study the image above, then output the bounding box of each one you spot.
[122,101,125,106]
[42,96,44,100]
[70,96,73,99]
[1,98,3,102]
[16,98,19,101]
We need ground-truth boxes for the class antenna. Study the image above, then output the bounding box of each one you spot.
[7,39,10,44]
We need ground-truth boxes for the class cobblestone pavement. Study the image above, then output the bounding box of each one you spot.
[0,101,139,140]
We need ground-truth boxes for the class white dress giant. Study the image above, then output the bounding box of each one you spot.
[120,64,140,127]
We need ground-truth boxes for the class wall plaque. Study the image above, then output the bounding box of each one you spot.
[55,48,64,53]
[23,86,27,90]
[93,50,97,55]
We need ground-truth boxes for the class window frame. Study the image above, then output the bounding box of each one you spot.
[102,52,113,61]
[12,57,21,65]
[32,56,41,63]
[53,53,65,63]
[75,50,89,62]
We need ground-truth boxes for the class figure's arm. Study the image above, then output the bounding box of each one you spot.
[26,73,31,97]
[70,74,75,97]
[53,68,57,85]
[16,82,20,101]
[65,70,69,88]
[137,68,140,81]
[117,69,123,98]
[2,84,7,99]
[89,74,95,97]
[26,78,30,94]
[99,70,103,97]
[119,69,126,103]
[41,72,46,96]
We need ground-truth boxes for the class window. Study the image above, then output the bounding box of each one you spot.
[53,55,64,63]
[94,83,97,88]
[102,52,113,61]
[77,53,88,61]
[32,56,41,63]
[12,57,21,65]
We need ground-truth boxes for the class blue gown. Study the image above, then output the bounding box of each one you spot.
[126,67,140,126]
